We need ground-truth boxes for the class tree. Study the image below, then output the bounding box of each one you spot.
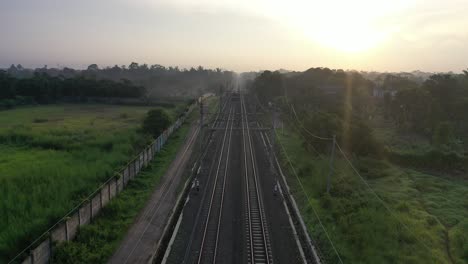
[253,71,284,102]
[129,62,139,71]
[433,121,454,147]
[423,74,458,118]
[142,109,172,137]
[87,64,99,71]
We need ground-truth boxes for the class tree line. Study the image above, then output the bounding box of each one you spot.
[0,70,146,107]
[383,73,468,142]
[250,68,468,157]
[6,62,235,98]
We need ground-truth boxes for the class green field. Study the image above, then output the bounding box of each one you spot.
[52,113,195,263]
[0,104,182,262]
[276,124,468,264]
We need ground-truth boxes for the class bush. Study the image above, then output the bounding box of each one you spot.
[142,108,172,138]
[432,121,454,147]
[387,148,466,172]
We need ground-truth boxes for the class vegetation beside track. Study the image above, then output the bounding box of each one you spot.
[51,121,192,263]
[51,97,214,263]
[276,124,468,264]
[0,103,185,262]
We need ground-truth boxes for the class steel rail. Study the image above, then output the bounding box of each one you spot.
[241,93,272,264]
[196,106,234,264]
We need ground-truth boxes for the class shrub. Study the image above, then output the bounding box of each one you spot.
[142,108,172,138]
[33,118,48,123]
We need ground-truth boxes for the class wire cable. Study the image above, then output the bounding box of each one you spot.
[335,142,434,253]
[274,129,344,264]
[290,104,333,141]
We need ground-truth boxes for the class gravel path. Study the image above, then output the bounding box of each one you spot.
[108,122,199,264]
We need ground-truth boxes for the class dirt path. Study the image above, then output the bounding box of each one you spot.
[108,122,199,264]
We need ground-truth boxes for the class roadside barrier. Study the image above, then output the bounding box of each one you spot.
[10,103,196,264]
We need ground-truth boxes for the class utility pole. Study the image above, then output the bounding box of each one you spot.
[270,106,277,155]
[199,100,204,155]
[327,135,336,194]
[218,85,222,114]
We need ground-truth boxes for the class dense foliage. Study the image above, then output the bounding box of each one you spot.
[252,68,382,157]
[383,74,468,137]
[5,62,234,98]
[0,70,145,107]
[251,67,468,264]
[142,108,173,138]
[251,68,468,161]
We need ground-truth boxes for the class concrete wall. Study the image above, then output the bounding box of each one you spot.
[51,222,66,243]
[67,212,80,240]
[109,179,117,199]
[79,201,91,226]
[31,239,50,264]
[91,194,101,218]
[101,184,110,207]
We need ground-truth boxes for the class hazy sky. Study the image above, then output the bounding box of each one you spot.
[1,0,468,72]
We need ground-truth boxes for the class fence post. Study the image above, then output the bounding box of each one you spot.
[89,199,93,221]
[49,234,52,262]
[65,218,69,241]
[77,206,81,227]
[115,177,118,195]
[100,187,103,209]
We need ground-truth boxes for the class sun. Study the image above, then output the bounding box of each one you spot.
[305,22,388,53]
[274,0,397,53]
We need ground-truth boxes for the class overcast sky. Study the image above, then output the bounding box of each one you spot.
[1,0,468,72]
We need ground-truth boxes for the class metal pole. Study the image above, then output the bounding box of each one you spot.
[270,108,276,154]
[218,86,222,114]
[199,100,204,155]
[327,135,336,194]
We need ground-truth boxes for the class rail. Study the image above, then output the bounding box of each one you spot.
[197,107,235,263]
[241,93,273,264]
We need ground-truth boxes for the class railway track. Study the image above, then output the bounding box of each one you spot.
[196,106,235,263]
[164,92,307,264]
[240,93,273,264]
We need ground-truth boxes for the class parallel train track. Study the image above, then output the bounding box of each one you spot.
[240,93,273,264]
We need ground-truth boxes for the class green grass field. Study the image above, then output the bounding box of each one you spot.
[276,124,468,264]
[0,104,182,262]
[51,99,203,263]
[52,119,193,263]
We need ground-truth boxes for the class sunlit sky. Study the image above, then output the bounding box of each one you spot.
[1,0,468,72]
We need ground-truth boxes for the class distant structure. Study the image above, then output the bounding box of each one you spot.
[372,86,397,99]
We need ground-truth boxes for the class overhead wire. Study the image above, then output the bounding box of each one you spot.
[335,142,435,253]
[274,128,345,264]
[279,86,433,260]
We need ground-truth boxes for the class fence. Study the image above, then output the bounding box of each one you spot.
[12,103,196,264]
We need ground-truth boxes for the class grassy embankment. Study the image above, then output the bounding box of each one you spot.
[276,123,468,264]
[51,97,214,263]
[52,116,194,263]
[0,104,183,263]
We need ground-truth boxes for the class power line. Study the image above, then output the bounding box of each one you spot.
[274,129,344,264]
[279,87,433,258]
[290,104,333,141]
[334,142,434,254]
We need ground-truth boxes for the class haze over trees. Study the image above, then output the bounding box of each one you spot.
[249,67,468,263]
[253,68,468,160]
[3,62,235,99]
